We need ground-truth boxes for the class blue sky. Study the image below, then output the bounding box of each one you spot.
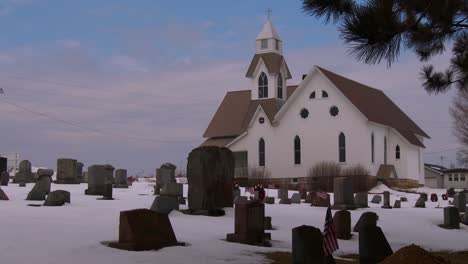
[0,0,460,174]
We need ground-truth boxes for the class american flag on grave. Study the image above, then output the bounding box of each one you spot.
[323,205,339,256]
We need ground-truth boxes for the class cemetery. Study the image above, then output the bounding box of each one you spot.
[0,153,467,263]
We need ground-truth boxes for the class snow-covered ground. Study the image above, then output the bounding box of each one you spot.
[0,182,467,264]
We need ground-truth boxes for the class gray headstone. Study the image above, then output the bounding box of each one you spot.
[76,162,84,183]
[393,200,401,208]
[54,190,71,203]
[85,164,114,195]
[1,171,9,186]
[291,193,301,204]
[331,177,356,210]
[56,158,79,184]
[359,226,393,263]
[160,182,183,197]
[19,182,26,187]
[187,147,234,212]
[353,212,378,233]
[333,210,352,240]
[26,184,46,201]
[440,207,460,229]
[371,195,382,204]
[279,198,291,204]
[420,193,428,201]
[264,197,275,204]
[454,193,466,213]
[114,169,128,188]
[150,196,179,214]
[292,225,324,264]
[415,195,426,208]
[15,160,34,183]
[278,189,288,200]
[44,190,70,206]
[155,168,176,194]
[381,191,392,209]
[101,181,113,200]
[354,192,368,208]
[36,171,53,194]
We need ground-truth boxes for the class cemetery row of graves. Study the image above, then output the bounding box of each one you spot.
[0,146,467,263]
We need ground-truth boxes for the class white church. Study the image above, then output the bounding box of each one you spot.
[201,18,429,188]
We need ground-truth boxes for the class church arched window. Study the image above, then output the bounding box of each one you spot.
[371,133,375,163]
[339,132,346,163]
[259,138,265,167]
[258,72,268,98]
[310,91,316,99]
[384,136,387,164]
[396,145,400,160]
[277,73,283,99]
[294,136,301,165]
[322,90,329,98]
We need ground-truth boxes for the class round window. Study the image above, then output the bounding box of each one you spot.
[300,108,309,119]
[259,117,265,124]
[330,106,339,117]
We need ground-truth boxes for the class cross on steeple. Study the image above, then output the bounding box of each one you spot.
[267,8,272,20]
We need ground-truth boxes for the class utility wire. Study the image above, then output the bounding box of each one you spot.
[424,147,464,155]
[0,96,200,144]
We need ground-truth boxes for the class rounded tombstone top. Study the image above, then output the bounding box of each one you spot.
[103,164,115,170]
[19,160,31,166]
[160,163,176,170]
[37,168,54,177]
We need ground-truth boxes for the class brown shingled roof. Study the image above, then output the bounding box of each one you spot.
[317,66,429,147]
[246,53,292,79]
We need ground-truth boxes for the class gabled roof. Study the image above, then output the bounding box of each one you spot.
[202,90,285,139]
[256,19,280,40]
[246,53,292,79]
[317,67,430,146]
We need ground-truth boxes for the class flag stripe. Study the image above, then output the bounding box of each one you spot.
[322,206,339,256]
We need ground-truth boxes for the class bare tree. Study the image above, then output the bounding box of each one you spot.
[451,89,468,166]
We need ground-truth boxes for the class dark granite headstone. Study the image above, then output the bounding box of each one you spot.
[14,160,34,183]
[264,197,275,204]
[234,196,248,204]
[454,193,466,213]
[292,225,324,264]
[381,191,392,209]
[56,158,79,184]
[415,195,426,208]
[187,146,234,213]
[44,190,70,206]
[36,169,53,194]
[226,200,270,246]
[333,210,352,240]
[354,192,368,208]
[353,212,378,233]
[85,164,114,195]
[264,216,272,230]
[0,171,9,186]
[291,193,301,204]
[371,195,382,204]
[117,208,178,251]
[150,196,179,214]
[160,182,183,197]
[393,200,401,208]
[420,193,428,202]
[278,189,288,200]
[359,226,393,264]
[331,177,356,210]
[26,183,46,201]
[279,198,292,205]
[299,189,307,200]
[100,181,114,200]
[114,169,128,188]
[19,181,26,187]
[439,207,460,229]
[447,188,456,198]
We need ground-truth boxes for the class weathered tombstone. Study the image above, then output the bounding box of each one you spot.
[331,177,356,210]
[76,162,84,183]
[85,164,114,195]
[292,225,324,264]
[333,210,352,240]
[14,160,34,183]
[44,190,70,206]
[420,193,428,202]
[0,157,6,176]
[439,207,460,229]
[187,147,234,213]
[353,212,378,233]
[26,183,46,201]
[371,195,382,204]
[160,182,183,197]
[381,191,392,209]
[99,181,114,200]
[400,197,408,202]
[114,169,129,188]
[226,200,270,246]
[354,192,368,208]
[0,171,9,186]
[415,195,426,208]
[279,198,292,205]
[430,193,438,202]
[291,193,301,204]
[19,181,26,187]
[234,196,248,204]
[54,190,71,203]
[299,189,308,200]
[454,193,466,213]
[447,188,456,198]
[155,164,176,195]
[278,189,288,200]
[306,192,330,207]
[264,197,275,204]
[264,216,272,230]
[393,200,401,208]
[36,169,53,194]
[359,226,393,264]
[0,188,9,200]
[150,196,179,214]
[56,158,79,184]
[115,209,178,251]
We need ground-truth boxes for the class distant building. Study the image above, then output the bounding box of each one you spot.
[0,153,19,174]
[424,163,445,188]
[201,18,429,189]
[443,168,468,189]
[424,163,468,189]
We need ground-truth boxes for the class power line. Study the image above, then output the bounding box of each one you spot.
[424,147,464,155]
[0,96,200,145]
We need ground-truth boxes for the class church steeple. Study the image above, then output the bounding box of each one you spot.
[255,16,282,55]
